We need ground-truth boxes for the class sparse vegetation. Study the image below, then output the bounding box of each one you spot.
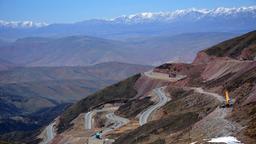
[114,112,199,144]
[204,30,256,59]
[149,138,165,144]
[116,97,154,118]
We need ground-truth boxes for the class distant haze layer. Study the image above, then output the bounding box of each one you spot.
[0,32,238,66]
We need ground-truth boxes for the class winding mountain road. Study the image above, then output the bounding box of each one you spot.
[41,122,56,144]
[191,87,225,102]
[190,87,242,137]
[84,111,94,130]
[85,70,184,142]
[138,70,185,126]
[144,70,186,81]
[85,109,129,144]
[102,112,130,135]
[139,87,170,126]
[84,107,129,134]
[106,112,130,129]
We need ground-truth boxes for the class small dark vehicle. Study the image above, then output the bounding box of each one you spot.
[95,131,101,139]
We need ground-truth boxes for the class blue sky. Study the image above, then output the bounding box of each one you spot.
[0,0,255,23]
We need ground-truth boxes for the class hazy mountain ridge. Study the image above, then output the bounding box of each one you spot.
[0,62,152,83]
[0,36,133,66]
[0,32,237,66]
[0,58,16,71]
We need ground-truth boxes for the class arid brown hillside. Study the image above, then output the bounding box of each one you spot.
[135,60,256,143]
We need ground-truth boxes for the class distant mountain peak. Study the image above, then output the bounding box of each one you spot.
[0,20,48,28]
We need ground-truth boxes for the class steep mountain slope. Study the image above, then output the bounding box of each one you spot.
[194,30,256,63]
[0,32,236,66]
[205,31,256,60]
[46,31,256,144]
[0,62,151,143]
[0,6,255,39]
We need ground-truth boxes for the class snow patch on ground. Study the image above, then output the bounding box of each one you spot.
[208,136,242,144]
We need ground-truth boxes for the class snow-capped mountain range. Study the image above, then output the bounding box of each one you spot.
[0,6,255,39]
[111,6,256,23]
[0,20,48,28]
[1,6,255,28]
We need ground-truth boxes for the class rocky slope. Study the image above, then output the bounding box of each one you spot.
[193,30,256,63]
[41,31,256,144]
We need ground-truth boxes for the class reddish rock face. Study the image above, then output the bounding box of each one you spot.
[240,48,255,60]
[192,51,214,64]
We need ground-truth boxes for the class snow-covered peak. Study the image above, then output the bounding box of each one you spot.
[111,6,256,24]
[0,20,48,28]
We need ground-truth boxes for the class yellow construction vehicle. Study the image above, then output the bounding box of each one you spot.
[220,90,233,108]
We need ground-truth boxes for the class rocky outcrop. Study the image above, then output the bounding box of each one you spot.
[192,51,215,64]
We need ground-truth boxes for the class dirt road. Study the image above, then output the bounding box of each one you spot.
[84,107,118,130]
[85,111,94,130]
[102,112,130,135]
[138,70,185,126]
[86,110,129,144]
[40,122,56,144]
[191,87,225,102]
[139,87,170,125]
[143,70,186,81]
[190,87,242,139]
